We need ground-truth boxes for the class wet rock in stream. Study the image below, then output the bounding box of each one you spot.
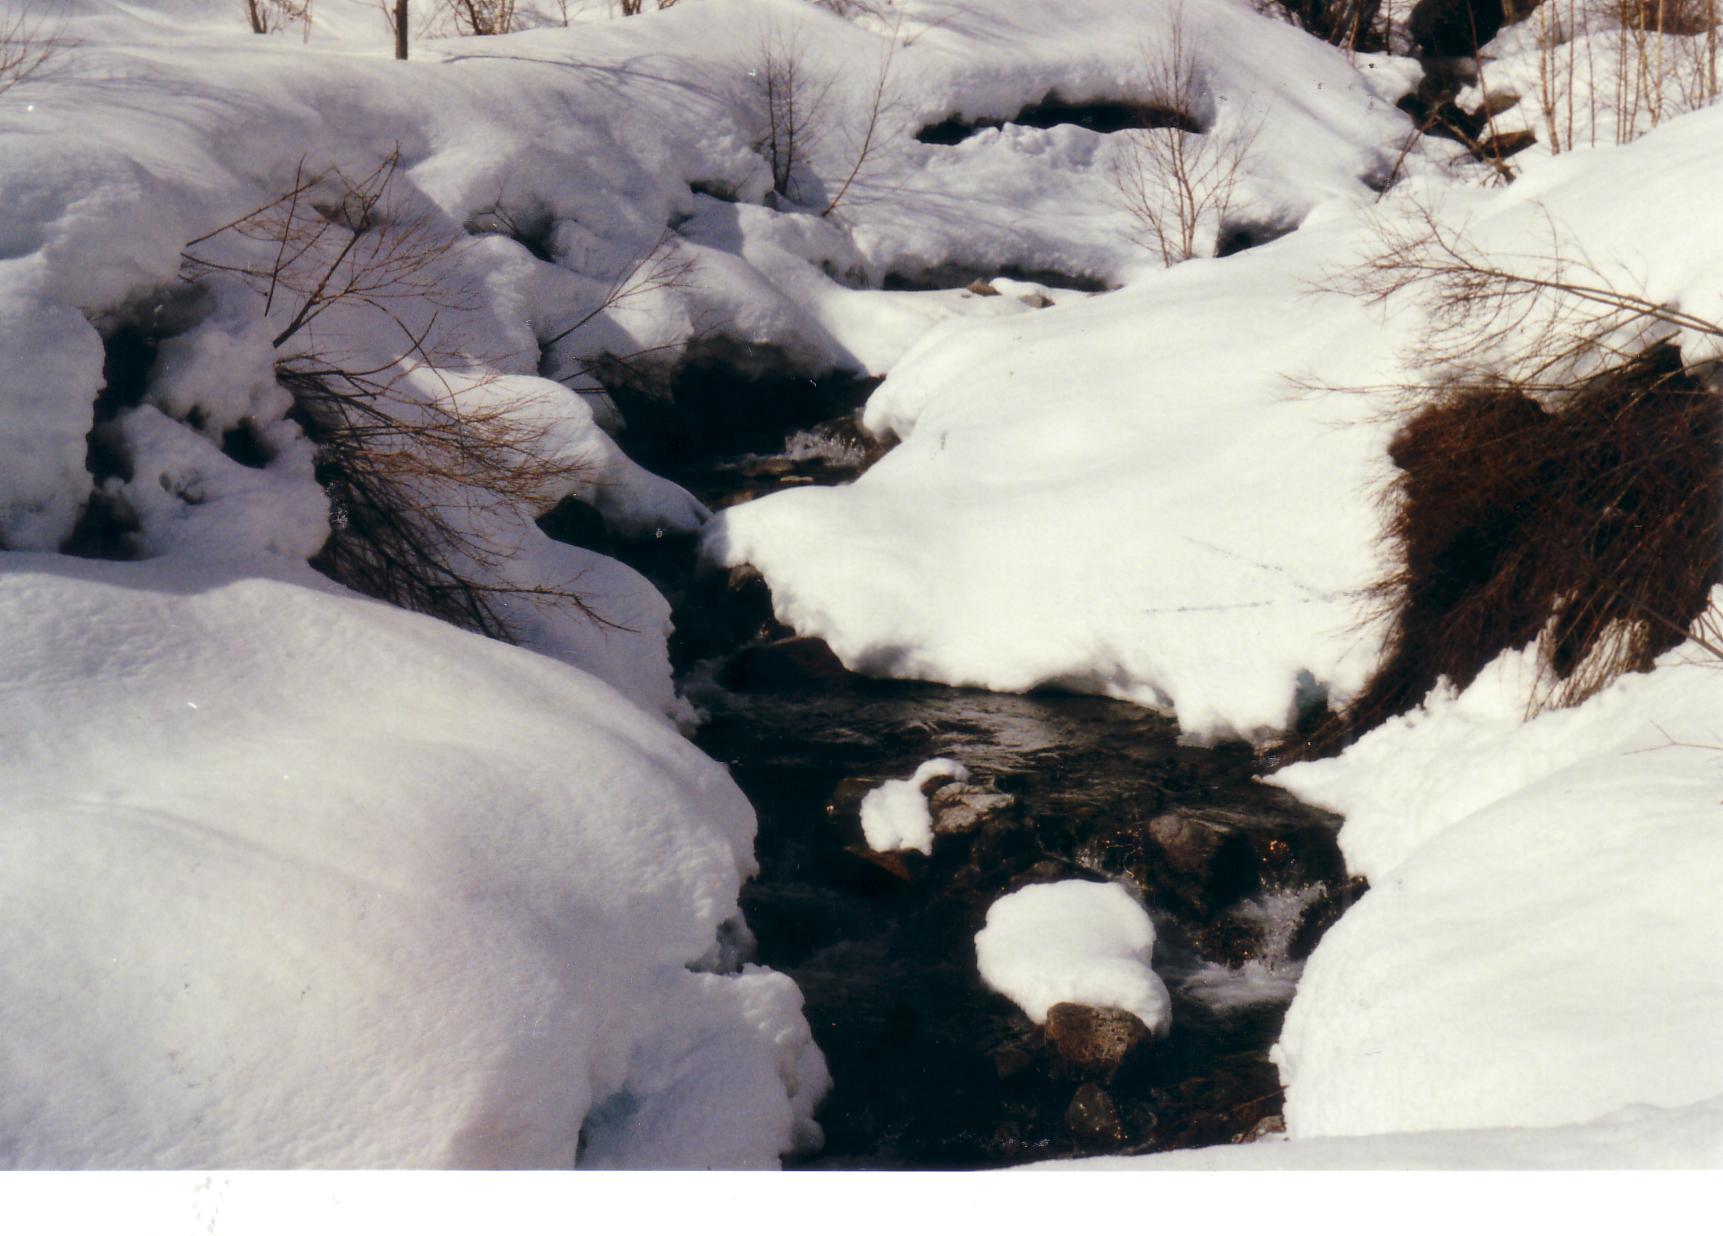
[1045,1003,1154,1078]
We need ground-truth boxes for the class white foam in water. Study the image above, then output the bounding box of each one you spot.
[778,428,871,468]
[1176,887,1318,1013]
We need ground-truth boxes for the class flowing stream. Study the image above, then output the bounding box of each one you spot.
[554,362,1362,1168]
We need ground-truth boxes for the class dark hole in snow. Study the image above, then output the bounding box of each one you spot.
[1409,0,1512,59]
[59,485,139,561]
[689,180,740,204]
[221,420,272,470]
[92,324,159,424]
[537,492,613,554]
[882,264,1111,295]
[603,357,884,492]
[1213,218,1296,259]
[466,204,557,264]
[916,93,1202,145]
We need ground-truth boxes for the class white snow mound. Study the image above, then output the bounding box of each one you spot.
[1268,627,1723,1142]
[859,757,968,855]
[974,879,1171,1034]
[0,554,826,1168]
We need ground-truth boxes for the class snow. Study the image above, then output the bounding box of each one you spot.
[705,218,1397,741]
[0,552,825,1168]
[1473,5,1723,163]
[1265,628,1723,1141]
[4,0,1720,1171]
[974,880,1172,1035]
[708,98,1723,743]
[858,756,967,855]
[1033,1092,1723,1170]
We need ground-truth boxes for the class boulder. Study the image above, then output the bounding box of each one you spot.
[929,782,1016,836]
[1064,1083,1130,1144]
[723,635,853,692]
[1044,1002,1154,1077]
[1143,808,1259,918]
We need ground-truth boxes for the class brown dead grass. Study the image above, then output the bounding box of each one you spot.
[1292,342,1720,758]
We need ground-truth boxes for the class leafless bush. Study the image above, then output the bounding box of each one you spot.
[618,0,680,14]
[182,152,616,640]
[1535,0,1720,152]
[749,21,835,204]
[1349,198,1723,392]
[0,5,66,94]
[1111,13,1258,266]
[445,0,516,36]
[1283,200,1723,757]
[245,0,315,37]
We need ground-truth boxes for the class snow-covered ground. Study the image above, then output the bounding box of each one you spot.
[1,0,1718,1169]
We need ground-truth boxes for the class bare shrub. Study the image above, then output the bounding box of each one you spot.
[1284,202,1723,757]
[0,5,67,94]
[245,1,315,37]
[1535,0,1720,153]
[749,21,834,204]
[183,152,616,640]
[1111,13,1258,266]
[736,14,904,216]
[1313,348,1721,752]
[446,0,516,36]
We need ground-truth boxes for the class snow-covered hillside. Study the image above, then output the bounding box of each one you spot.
[1,0,1718,1169]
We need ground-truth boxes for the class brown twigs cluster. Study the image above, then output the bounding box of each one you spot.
[244,1,315,37]
[750,21,835,203]
[1536,0,1720,153]
[0,5,67,95]
[182,151,618,641]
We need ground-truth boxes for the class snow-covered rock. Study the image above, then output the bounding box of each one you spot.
[974,880,1172,1035]
[859,757,968,855]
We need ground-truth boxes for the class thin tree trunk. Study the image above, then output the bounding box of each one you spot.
[395,1,408,60]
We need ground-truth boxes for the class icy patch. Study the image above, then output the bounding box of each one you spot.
[975,879,1171,1034]
[859,758,968,856]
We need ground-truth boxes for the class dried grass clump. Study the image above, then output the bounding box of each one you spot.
[1305,342,1720,754]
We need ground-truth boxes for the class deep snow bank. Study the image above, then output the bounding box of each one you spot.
[708,102,1723,741]
[0,553,825,1167]
[1268,630,1723,1140]
[706,217,1398,740]
[2,0,1415,556]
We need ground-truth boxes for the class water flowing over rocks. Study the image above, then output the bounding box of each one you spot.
[548,360,1359,1167]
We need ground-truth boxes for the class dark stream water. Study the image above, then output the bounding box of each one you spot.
[552,366,1362,1168]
